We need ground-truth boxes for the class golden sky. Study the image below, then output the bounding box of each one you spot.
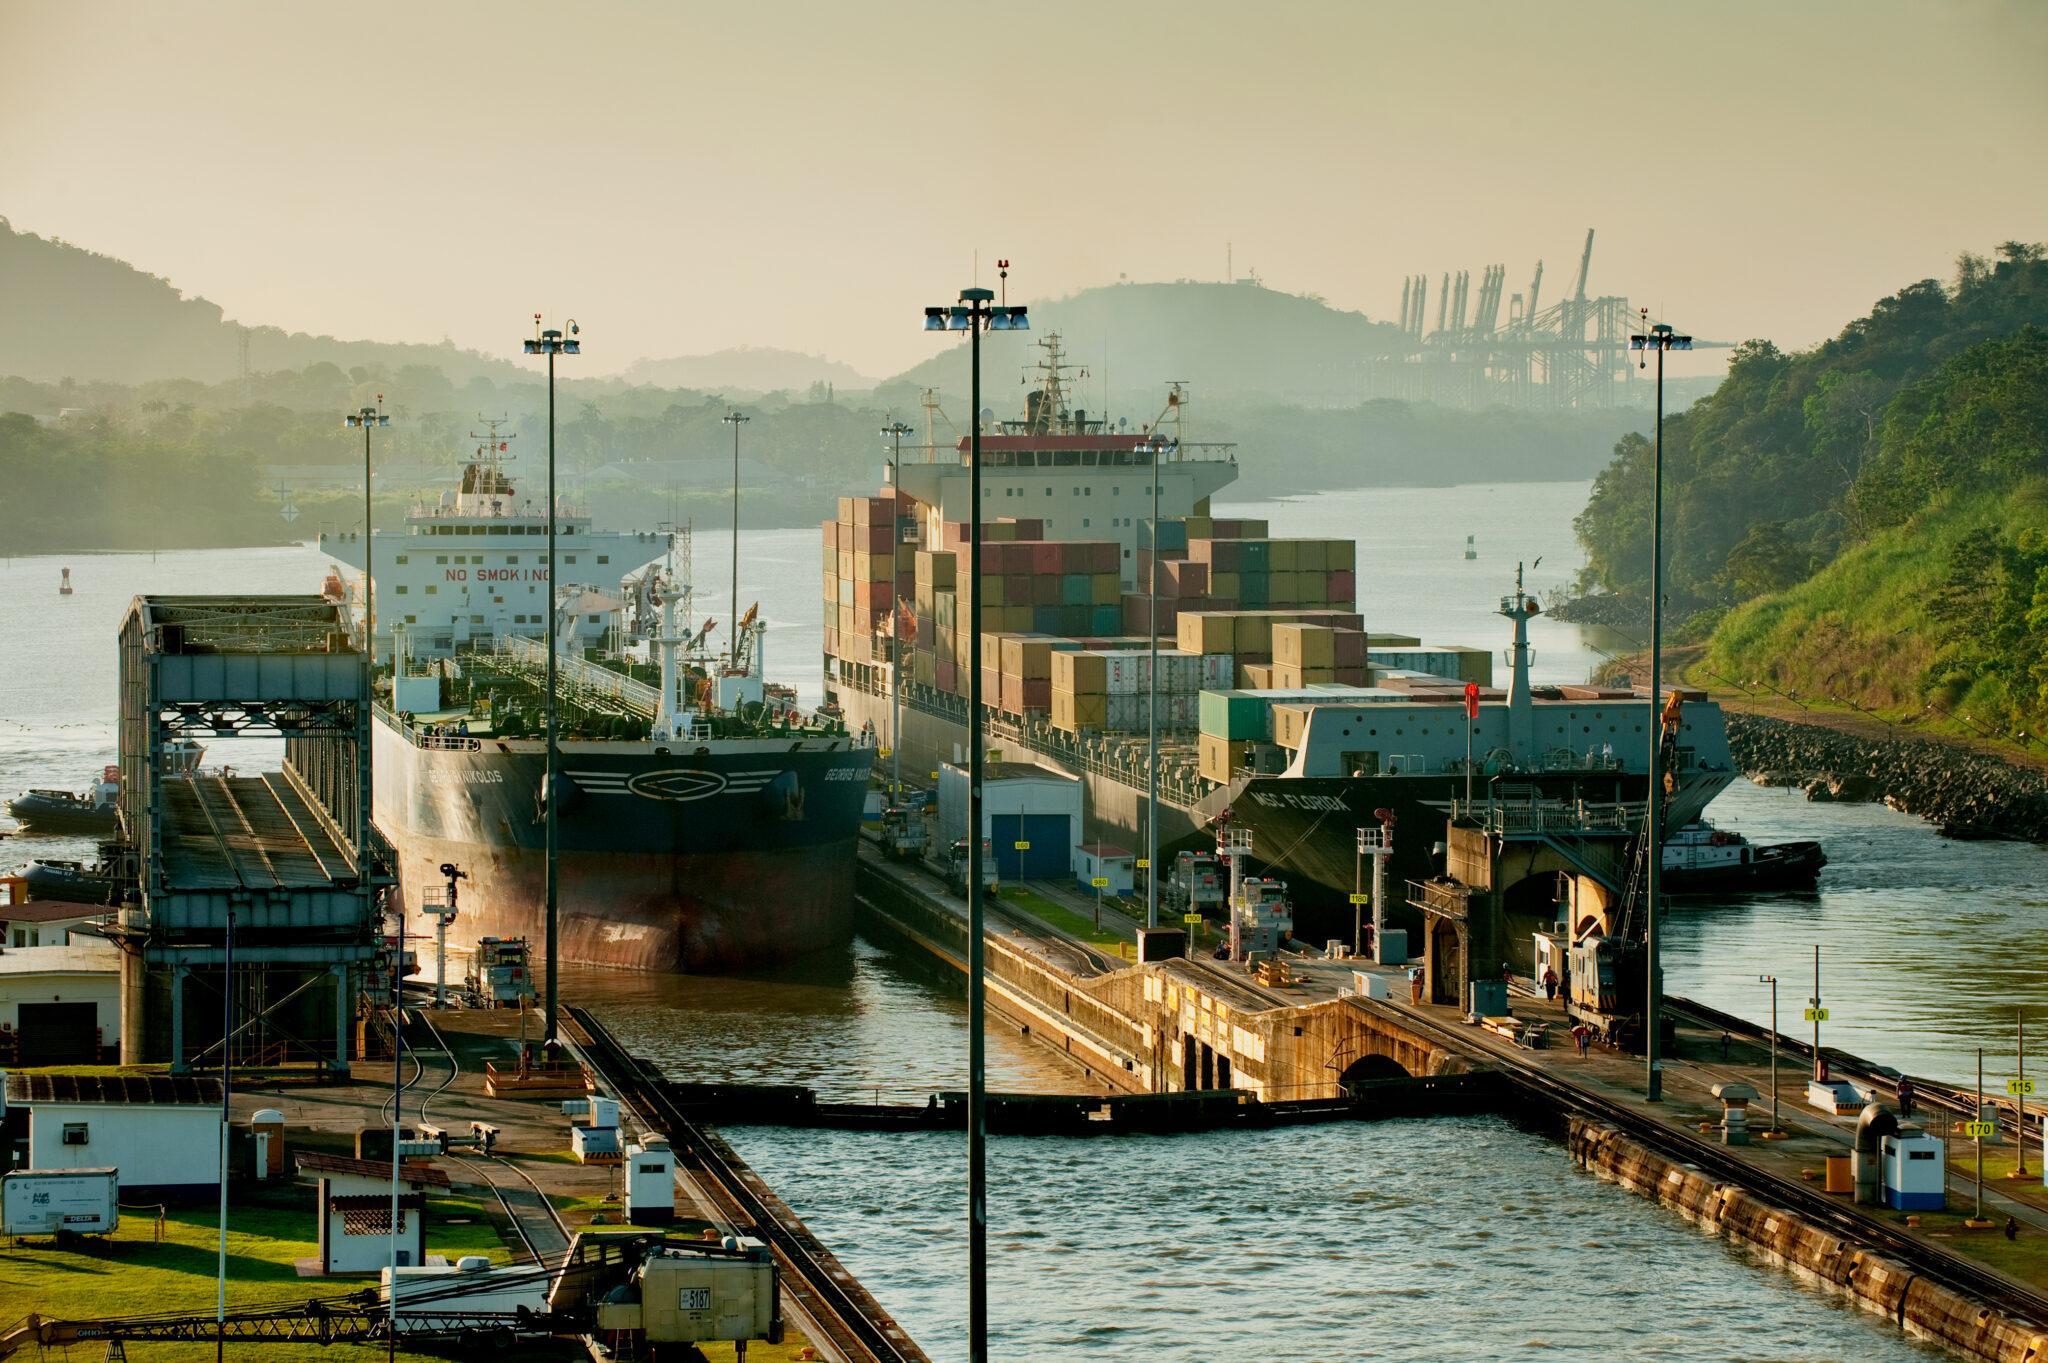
[3,0,2043,381]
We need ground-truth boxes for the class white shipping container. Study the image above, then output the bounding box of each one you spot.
[1201,653,1235,689]
[2,1168,119,1235]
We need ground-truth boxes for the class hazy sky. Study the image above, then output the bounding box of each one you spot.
[4,1,2044,383]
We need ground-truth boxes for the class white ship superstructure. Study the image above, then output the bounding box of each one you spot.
[319,424,668,659]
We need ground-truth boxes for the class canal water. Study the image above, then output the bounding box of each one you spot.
[0,487,2023,1358]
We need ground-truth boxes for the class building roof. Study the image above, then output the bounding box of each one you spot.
[0,939,121,978]
[295,1151,452,1187]
[1,900,113,924]
[5,1073,222,1106]
[1079,843,1134,859]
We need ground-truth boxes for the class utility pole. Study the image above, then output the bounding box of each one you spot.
[522,317,580,1049]
[1811,944,1823,1080]
[1137,429,1175,929]
[1760,973,1779,1135]
[1629,315,1691,1104]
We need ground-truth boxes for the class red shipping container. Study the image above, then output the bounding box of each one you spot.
[854,522,889,554]
[1165,560,1208,598]
[897,571,917,600]
[1212,519,1242,538]
[917,615,936,647]
[1018,678,1051,712]
[1334,665,1371,686]
[1000,517,1044,539]
[935,658,957,693]
[1030,573,1060,606]
[1002,573,1032,606]
[1089,541,1117,573]
[859,580,891,611]
[1007,542,1037,573]
[1031,541,1064,575]
[853,496,887,525]
[1330,612,1364,632]
[1192,539,1241,572]
[1333,628,1369,667]
[1328,569,1355,601]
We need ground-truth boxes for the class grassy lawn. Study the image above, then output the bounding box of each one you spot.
[1871,1203,2048,1286]
[1001,888,1127,950]
[0,1196,514,1363]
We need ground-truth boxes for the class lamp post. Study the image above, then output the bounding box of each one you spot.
[1628,316,1690,1103]
[522,317,580,1049]
[920,286,1027,1363]
[1759,973,1779,1134]
[345,402,390,660]
[1135,434,1175,929]
[723,410,750,670]
[883,420,914,798]
[342,400,387,1078]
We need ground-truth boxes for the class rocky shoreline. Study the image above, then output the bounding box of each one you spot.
[1725,712,2048,842]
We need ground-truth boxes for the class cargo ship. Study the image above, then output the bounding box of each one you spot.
[823,334,1735,942]
[327,433,875,974]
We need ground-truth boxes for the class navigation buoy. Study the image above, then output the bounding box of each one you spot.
[58,568,73,595]
[1464,535,1477,561]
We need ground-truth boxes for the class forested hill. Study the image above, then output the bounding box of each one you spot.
[1573,241,2048,611]
[876,280,1410,408]
[0,219,527,387]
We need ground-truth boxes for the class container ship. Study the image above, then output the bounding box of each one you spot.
[823,333,1734,943]
[323,433,874,974]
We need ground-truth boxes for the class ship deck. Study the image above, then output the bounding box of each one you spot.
[159,773,360,890]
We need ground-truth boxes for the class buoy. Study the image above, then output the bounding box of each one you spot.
[1464,535,1477,561]
[58,568,73,595]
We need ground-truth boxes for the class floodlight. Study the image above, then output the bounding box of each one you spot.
[924,307,947,331]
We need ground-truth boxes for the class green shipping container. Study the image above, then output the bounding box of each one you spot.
[1238,539,1271,572]
[1061,573,1093,605]
[1239,571,1270,607]
[1200,689,1270,740]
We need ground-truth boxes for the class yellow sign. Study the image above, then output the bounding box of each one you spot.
[1136,858,1150,869]
[2012,1080,2037,1096]
[1091,877,1109,888]
[1965,1120,1998,1139]
[1348,892,1370,905]
[1014,841,1030,850]
[1182,913,1203,925]
[1803,1007,1829,1022]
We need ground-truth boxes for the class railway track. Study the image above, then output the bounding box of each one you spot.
[567,1006,927,1363]
[1371,991,2048,1326]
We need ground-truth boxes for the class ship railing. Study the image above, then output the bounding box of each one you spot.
[495,634,661,717]
[1453,796,1647,836]
[374,704,483,750]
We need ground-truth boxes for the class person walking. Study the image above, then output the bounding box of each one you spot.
[1572,1023,1591,1058]
[1542,968,1559,1001]
[1720,1031,1733,1061]
[1896,1077,1916,1117]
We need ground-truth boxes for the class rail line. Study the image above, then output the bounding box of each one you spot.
[1367,990,2048,1326]
[567,1006,927,1363]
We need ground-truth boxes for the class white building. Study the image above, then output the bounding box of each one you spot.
[297,1150,452,1274]
[938,758,1084,881]
[0,935,121,1066]
[5,1073,223,1199]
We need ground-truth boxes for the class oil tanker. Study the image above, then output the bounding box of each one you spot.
[326,433,874,973]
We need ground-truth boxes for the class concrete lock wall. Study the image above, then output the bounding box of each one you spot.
[1570,1118,2048,1362]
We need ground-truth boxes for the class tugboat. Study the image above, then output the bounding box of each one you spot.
[1661,820,1826,894]
[15,858,122,905]
[5,767,121,835]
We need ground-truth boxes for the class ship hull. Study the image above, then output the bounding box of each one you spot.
[5,795,118,836]
[373,721,875,973]
[1664,840,1825,895]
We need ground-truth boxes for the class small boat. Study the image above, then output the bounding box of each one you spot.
[5,767,121,835]
[17,858,121,905]
[1662,820,1825,893]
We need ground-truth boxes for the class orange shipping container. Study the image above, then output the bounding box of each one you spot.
[1001,635,1053,681]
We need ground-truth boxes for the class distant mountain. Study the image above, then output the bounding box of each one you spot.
[0,218,526,386]
[877,280,1408,411]
[617,347,874,394]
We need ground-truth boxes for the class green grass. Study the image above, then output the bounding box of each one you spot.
[0,1196,511,1362]
[1001,888,1129,950]
[1871,1202,2048,1286]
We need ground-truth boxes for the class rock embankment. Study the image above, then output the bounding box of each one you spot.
[1726,712,2048,842]
[1543,593,1649,631]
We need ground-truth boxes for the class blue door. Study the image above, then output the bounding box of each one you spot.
[991,814,1069,880]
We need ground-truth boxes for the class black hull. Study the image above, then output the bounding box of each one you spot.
[4,796,117,836]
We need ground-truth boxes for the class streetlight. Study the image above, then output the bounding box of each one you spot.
[343,398,393,1358]
[882,420,915,798]
[1135,432,1176,930]
[522,317,580,1050]
[1628,315,1690,1103]
[1759,973,1779,1135]
[722,410,750,670]
[919,284,1026,1363]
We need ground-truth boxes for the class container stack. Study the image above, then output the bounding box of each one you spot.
[1045,644,1227,735]
[821,493,908,665]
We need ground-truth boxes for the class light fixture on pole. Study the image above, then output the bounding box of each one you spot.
[918,284,1026,1363]
[1627,315,1690,1103]
[1135,433,1176,930]
[882,420,915,798]
[522,317,580,1050]
[344,401,391,663]
[722,410,750,671]
[1759,973,1779,1135]
[342,398,389,1077]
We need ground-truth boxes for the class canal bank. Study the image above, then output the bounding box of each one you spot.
[852,842,2048,1361]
